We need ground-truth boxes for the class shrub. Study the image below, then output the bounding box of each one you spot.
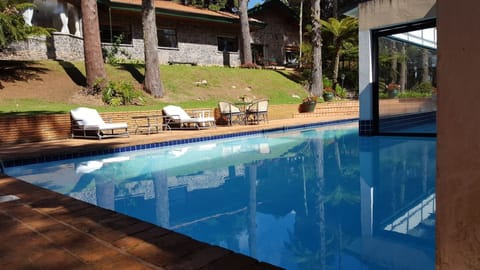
[323,77,333,88]
[102,34,131,64]
[101,80,144,106]
[411,81,434,94]
[335,84,347,98]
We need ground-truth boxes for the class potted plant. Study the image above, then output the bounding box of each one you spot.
[322,77,335,102]
[298,96,318,113]
[386,82,400,98]
[323,87,334,101]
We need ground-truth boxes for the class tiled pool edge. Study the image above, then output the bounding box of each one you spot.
[3,118,358,168]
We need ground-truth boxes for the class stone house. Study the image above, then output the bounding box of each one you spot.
[1,0,265,67]
[248,0,300,67]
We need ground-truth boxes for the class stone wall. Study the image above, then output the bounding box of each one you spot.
[101,19,242,67]
[51,33,84,61]
[1,19,241,66]
[0,36,49,60]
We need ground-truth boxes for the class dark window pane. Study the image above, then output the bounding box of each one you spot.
[158,29,178,48]
[217,37,238,52]
[99,25,132,44]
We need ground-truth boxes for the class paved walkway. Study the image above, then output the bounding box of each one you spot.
[0,116,356,269]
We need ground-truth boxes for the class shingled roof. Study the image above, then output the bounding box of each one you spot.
[103,0,264,26]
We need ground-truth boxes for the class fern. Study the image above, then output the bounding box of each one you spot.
[0,0,53,48]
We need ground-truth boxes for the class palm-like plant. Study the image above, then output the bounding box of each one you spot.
[0,0,52,48]
[321,17,358,86]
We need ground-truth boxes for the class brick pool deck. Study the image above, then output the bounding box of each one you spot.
[0,116,356,269]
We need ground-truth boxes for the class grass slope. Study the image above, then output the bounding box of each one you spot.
[0,60,309,115]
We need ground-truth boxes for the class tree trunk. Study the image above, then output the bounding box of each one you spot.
[390,41,398,83]
[299,0,303,69]
[313,137,326,269]
[422,48,430,82]
[142,0,163,97]
[81,0,106,89]
[333,44,341,86]
[332,0,338,18]
[239,0,252,65]
[309,0,323,96]
[400,44,407,91]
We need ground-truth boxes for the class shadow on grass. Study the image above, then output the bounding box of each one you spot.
[119,63,144,84]
[0,111,67,117]
[274,69,307,85]
[0,60,49,89]
[57,60,86,86]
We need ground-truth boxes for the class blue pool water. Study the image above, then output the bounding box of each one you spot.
[5,122,436,270]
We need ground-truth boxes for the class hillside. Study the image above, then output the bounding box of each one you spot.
[0,61,309,114]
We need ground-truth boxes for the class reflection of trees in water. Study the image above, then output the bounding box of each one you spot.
[279,131,360,270]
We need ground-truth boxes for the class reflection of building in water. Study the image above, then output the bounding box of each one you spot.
[355,137,435,269]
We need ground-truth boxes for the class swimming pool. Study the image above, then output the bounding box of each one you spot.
[5,122,436,270]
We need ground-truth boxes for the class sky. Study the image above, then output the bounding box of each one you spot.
[248,0,264,9]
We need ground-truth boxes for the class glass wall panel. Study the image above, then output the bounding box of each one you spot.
[376,26,437,135]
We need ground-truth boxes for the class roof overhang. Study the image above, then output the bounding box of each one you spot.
[98,0,265,28]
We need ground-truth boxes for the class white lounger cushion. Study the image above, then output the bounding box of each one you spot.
[82,122,128,130]
[163,105,215,122]
[70,107,129,139]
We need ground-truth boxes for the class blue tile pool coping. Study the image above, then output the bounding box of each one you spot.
[2,118,358,169]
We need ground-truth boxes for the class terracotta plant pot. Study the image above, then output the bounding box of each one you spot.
[298,102,316,113]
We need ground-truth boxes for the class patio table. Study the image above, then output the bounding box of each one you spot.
[132,115,171,134]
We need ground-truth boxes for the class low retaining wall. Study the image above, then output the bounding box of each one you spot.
[0,110,167,144]
[1,102,361,144]
[293,101,359,118]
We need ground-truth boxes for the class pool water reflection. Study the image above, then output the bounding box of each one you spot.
[5,123,436,270]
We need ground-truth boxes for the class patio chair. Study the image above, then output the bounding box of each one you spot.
[70,107,129,139]
[162,105,216,129]
[246,99,269,124]
[218,101,245,125]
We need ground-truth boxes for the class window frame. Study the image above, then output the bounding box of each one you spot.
[371,18,437,137]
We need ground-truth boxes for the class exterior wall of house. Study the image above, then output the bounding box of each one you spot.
[357,0,436,135]
[98,10,242,67]
[436,0,480,269]
[0,3,242,66]
[358,0,436,31]
[249,4,299,66]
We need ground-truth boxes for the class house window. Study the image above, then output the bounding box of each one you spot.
[157,28,178,48]
[373,19,437,136]
[217,37,238,52]
[100,25,132,44]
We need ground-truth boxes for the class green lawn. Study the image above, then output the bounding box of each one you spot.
[0,61,309,115]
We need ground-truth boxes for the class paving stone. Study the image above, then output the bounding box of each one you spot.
[93,253,160,270]
[164,245,232,270]
[198,253,258,270]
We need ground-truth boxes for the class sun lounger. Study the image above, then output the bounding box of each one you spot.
[162,105,216,129]
[70,107,129,139]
